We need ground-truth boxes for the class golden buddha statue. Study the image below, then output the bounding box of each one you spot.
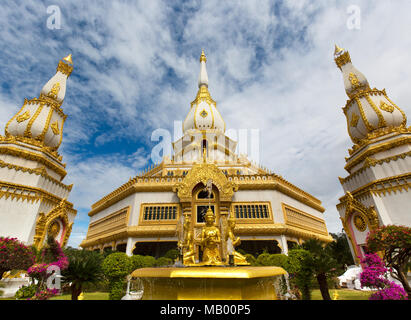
[226,215,249,265]
[200,208,223,265]
[182,215,196,265]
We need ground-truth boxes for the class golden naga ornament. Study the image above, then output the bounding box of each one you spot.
[51,121,60,135]
[17,110,31,123]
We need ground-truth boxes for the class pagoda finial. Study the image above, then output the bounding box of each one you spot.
[198,49,209,87]
[200,49,207,63]
[334,44,344,57]
[63,54,73,65]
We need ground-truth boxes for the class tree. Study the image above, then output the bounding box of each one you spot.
[301,239,338,300]
[285,249,313,300]
[62,248,105,300]
[0,237,35,280]
[366,225,411,298]
[329,232,354,272]
[102,252,132,300]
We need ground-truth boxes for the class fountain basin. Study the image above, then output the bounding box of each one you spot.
[131,266,287,300]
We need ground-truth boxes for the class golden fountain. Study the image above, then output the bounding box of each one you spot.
[131,208,287,300]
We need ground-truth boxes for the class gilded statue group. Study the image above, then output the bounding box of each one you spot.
[179,180,249,266]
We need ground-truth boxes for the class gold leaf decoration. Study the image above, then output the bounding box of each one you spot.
[17,111,30,123]
[353,214,367,232]
[51,121,60,135]
[349,72,360,87]
[379,101,394,113]
[48,83,60,99]
[350,113,359,127]
[200,109,208,118]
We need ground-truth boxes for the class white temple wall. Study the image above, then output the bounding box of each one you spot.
[380,192,411,226]
[130,191,179,226]
[231,189,325,225]
[0,198,40,244]
[89,193,135,224]
[0,166,41,188]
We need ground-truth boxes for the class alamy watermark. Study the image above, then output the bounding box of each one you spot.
[46,265,61,290]
[150,121,261,166]
[347,5,361,30]
[46,5,61,30]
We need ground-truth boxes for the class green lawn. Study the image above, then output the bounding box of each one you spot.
[50,292,109,300]
[311,289,372,300]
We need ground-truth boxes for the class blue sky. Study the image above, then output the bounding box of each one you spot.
[1,0,411,247]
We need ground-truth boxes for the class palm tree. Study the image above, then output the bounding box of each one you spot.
[62,249,105,300]
[302,239,338,300]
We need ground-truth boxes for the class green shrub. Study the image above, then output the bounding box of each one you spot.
[130,255,145,270]
[142,256,156,267]
[155,257,173,267]
[15,284,37,300]
[268,254,289,268]
[245,254,256,265]
[102,252,132,300]
[102,252,132,278]
[164,249,179,260]
[108,278,126,300]
[256,253,272,266]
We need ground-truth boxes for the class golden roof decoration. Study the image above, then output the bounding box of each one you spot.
[62,54,73,65]
[200,49,207,63]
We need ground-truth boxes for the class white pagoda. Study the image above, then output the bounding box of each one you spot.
[334,45,411,264]
[81,51,333,258]
[0,55,77,249]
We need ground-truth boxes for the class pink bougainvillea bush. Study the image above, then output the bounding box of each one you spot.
[27,236,69,300]
[0,237,35,280]
[360,253,408,300]
[366,225,411,297]
[28,288,60,300]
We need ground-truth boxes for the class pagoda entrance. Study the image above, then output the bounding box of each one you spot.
[173,162,238,264]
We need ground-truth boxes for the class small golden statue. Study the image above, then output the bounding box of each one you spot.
[182,215,196,265]
[226,215,249,265]
[200,208,223,265]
